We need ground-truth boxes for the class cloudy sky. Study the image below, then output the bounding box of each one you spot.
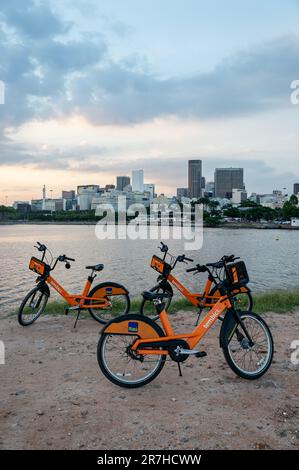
[0,0,299,203]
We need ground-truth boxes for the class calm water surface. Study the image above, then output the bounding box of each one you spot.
[0,224,298,314]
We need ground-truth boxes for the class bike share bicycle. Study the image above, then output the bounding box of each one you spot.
[97,256,273,388]
[18,242,130,326]
[140,242,253,320]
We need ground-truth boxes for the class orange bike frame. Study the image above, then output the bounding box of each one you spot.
[167,273,215,307]
[132,295,232,355]
[46,276,110,309]
[165,273,248,308]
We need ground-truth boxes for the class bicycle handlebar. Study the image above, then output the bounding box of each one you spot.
[177,254,194,263]
[58,255,75,262]
[186,264,208,273]
[35,241,47,252]
[159,242,168,253]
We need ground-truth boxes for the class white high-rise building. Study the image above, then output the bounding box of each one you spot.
[132,169,144,192]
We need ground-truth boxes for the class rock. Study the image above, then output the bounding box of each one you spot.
[37,410,44,416]
[254,442,271,450]
[71,400,80,406]
[259,380,278,389]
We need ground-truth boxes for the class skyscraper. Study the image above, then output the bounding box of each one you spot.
[132,169,144,192]
[214,168,244,199]
[177,188,188,200]
[293,183,299,195]
[117,176,130,191]
[188,160,202,198]
[144,183,155,199]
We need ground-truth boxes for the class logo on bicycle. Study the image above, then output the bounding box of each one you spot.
[128,322,138,333]
[95,197,203,251]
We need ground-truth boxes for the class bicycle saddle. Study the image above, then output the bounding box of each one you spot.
[85,263,104,272]
[142,291,171,301]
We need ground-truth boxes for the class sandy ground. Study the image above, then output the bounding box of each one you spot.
[0,309,298,450]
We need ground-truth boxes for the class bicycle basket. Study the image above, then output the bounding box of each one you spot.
[29,257,48,275]
[226,261,249,288]
[150,255,172,275]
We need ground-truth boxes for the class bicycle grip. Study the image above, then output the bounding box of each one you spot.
[186,267,198,272]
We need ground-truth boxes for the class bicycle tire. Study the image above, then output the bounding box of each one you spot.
[222,311,274,379]
[97,314,166,388]
[86,282,130,324]
[18,286,48,326]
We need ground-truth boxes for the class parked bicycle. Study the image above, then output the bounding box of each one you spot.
[140,242,253,320]
[18,242,130,326]
[97,258,273,388]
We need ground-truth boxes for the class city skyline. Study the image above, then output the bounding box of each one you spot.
[0,1,299,203]
[11,159,299,208]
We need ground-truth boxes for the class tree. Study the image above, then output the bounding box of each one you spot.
[289,194,298,206]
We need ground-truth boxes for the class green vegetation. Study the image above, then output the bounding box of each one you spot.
[9,289,299,319]
[252,289,299,314]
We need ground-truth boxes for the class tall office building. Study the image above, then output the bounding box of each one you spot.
[144,183,155,199]
[177,188,189,200]
[293,183,299,195]
[205,181,215,197]
[116,176,130,191]
[62,190,75,200]
[132,169,144,192]
[188,160,202,198]
[214,168,244,199]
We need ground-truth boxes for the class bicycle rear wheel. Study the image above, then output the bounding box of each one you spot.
[209,285,253,311]
[87,282,130,324]
[18,286,48,326]
[97,315,166,388]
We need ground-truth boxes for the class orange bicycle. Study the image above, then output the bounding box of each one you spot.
[18,242,130,326]
[97,259,273,388]
[140,242,253,319]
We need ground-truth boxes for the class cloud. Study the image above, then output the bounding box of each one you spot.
[0,0,298,198]
[0,0,70,38]
[0,0,298,129]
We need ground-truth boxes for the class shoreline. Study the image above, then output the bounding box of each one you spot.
[6,288,299,318]
[0,220,299,230]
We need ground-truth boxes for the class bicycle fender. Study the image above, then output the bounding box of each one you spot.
[38,282,50,297]
[219,309,240,348]
[90,282,129,297]
[100,314,164,339]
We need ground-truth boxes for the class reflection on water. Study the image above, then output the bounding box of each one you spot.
[0,224,298,314]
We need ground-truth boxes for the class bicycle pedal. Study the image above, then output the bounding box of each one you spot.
[195,351,207,358]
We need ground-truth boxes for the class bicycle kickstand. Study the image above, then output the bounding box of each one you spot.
[177,362,183,377]
[74,309,81,329]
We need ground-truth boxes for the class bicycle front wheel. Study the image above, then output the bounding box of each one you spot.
[87,282,130,324]
[18,286,48,326]
[222,311,274,379]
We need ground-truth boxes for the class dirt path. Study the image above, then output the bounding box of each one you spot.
[0,310,298,450]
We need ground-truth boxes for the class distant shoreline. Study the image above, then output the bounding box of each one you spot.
[1,220,299,230]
